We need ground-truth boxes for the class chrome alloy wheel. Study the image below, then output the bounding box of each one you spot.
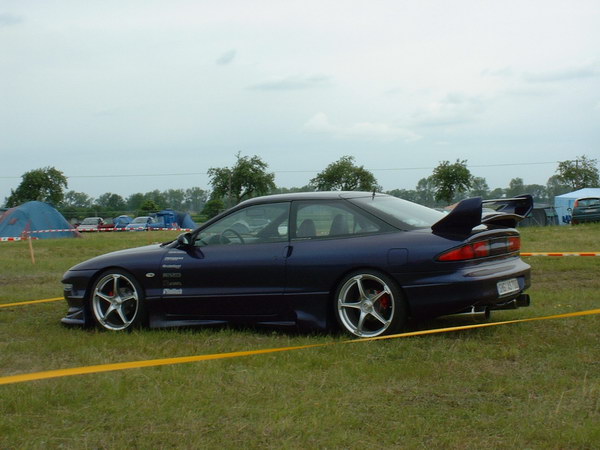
[91,272,141,331]
[337,273,398,338]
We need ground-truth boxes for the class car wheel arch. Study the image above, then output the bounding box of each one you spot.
[86,267,148,329]
[86,265,136,296]
[328,266,411,332]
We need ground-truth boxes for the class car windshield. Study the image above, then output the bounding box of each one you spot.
[132,217,149,223]
[349,196,445,230]
[81,218,99,225]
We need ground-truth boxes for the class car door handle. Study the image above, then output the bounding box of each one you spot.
[283,246,293,258]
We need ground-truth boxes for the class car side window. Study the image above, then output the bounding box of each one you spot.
[195,202,290,246]
[293,201,381,239]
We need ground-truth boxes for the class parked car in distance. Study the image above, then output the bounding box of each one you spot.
[125,216,156,231]
[62,192,533,337]
[98,215,133,231]
[114,215,133,230]
[76,217,104,232]
[571,197,600,225]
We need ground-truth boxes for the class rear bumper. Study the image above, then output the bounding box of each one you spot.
[395,257,531,318]
[572,215,600,224]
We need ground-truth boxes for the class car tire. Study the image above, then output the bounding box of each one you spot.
[90,269,146,331]
[334,270,407,338]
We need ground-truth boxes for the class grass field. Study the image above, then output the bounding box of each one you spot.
[1,226,599,448]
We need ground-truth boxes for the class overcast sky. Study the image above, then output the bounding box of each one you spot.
[1,0,599,201]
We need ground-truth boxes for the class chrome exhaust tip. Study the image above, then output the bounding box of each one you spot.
[452,306,491,320]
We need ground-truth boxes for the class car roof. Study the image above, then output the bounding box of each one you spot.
[238,191,389,207]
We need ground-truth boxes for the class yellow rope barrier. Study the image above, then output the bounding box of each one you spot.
[0,297,63,308]
[1,308,598,386]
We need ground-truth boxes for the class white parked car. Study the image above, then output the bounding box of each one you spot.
[76,217,104,232]
[125,216,156,231]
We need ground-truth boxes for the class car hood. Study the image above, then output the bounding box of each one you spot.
[68,244,167,271]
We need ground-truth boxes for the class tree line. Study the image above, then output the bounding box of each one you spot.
[3,154,598,220]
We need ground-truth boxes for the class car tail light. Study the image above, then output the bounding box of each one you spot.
[472,241,490,258]
[437,245,476,262]
[508,236,520,252]
[437,236,520,262]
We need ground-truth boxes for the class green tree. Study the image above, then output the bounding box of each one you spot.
[505,177,525,198]
[202,197,225,219]
[523,184,548,203]
[95,193,126,213]
[555,155,599,189]
[139,199,159,214]
[6,166,68,207]
[269,185,313,195]
[415,177,436,206]
[143,190,167,210]
[163,189,186,210]
[310,156,380,192]
[546,175,570,200]
[468,177,490,198]
[61,190,93,209]
[208,153,276,207]
[430,159,473,204]
[505,178,549,202]
[488,187,505,199]
[385,188,419,203]
[127,193,146,211]
[59,190,94,222]
[184,187,208,212]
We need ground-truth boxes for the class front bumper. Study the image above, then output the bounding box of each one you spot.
[60,269,97,327]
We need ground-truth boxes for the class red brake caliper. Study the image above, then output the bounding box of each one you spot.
[378,292,390,311]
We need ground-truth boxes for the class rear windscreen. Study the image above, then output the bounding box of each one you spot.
[577,198,600,207]
[349,196,445,230]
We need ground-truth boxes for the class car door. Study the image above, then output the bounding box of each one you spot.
[160,202,290,318]
[284,200,388,299]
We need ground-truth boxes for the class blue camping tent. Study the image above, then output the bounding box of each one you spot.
[150,209,197,230]
[554,188,600,225]
[0,201,78,239]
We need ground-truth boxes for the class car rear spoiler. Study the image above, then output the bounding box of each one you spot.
[481,195,533,228]
[431,194,533,235]
[482,195,533,217]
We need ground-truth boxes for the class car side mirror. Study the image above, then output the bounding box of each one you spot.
[177,232,193,247]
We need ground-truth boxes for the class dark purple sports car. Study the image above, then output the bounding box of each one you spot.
[61,192,532,337]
